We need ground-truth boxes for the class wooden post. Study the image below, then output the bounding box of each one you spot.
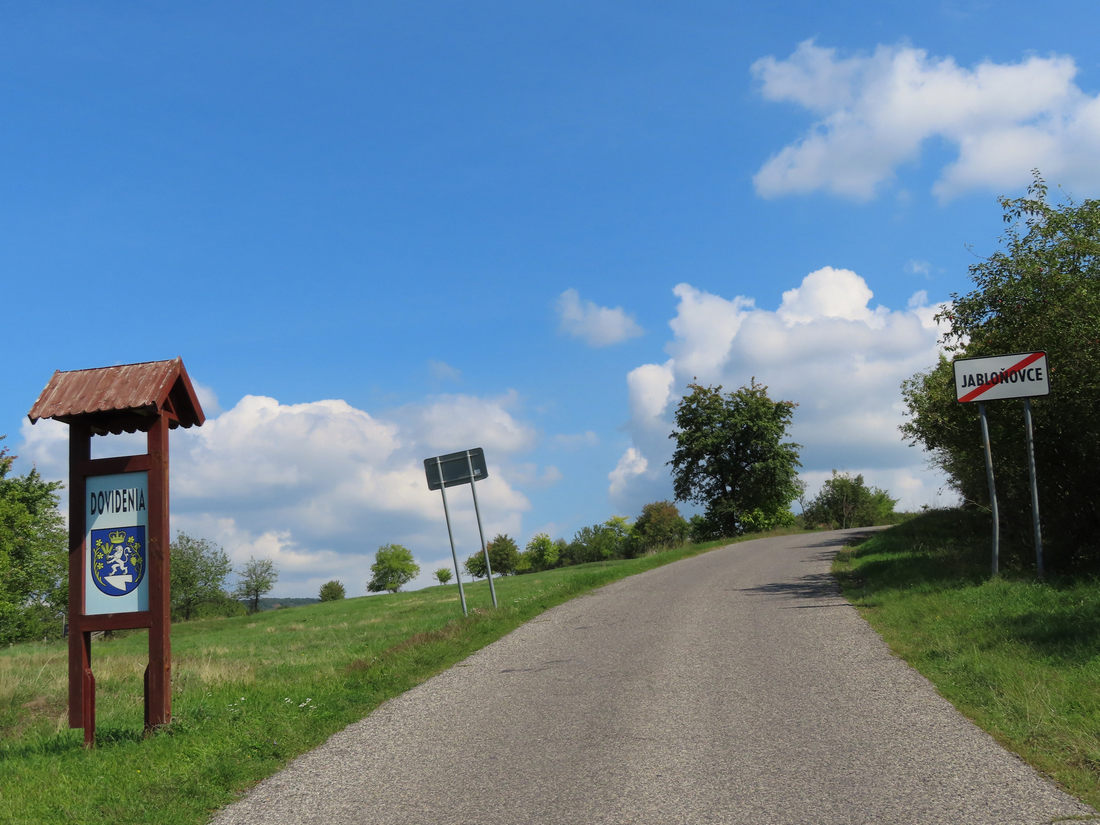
[82,664,95,748]
[68,422,90,731]
[146,415,171,729]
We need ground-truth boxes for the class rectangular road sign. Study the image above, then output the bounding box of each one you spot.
[424,448,488,490]
[954,351,1049,403]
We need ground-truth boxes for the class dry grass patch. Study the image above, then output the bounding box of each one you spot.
[94,653,149,683]
[0,649,67,701]
[174,655,256,688]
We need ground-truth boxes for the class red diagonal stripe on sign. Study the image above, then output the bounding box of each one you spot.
[959,351,1045,403]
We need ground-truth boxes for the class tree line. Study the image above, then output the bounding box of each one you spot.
[457,499,694,582]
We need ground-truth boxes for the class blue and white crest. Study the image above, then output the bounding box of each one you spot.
[90,526,146,597]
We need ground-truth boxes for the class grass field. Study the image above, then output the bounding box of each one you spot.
[833,509,1100,811]
[0,538,735,825]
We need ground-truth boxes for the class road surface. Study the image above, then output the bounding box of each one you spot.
[210,529,1096,824]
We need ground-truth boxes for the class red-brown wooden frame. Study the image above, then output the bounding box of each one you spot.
[68,415,172,746]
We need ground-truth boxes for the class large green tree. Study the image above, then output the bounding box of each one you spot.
[669,381,801,536]
[169,532,232,620]
[901,174,1100,570]
[0,438,67,644]
[367,544,419,593]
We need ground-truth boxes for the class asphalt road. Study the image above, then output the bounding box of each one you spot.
[210,529,1096,824]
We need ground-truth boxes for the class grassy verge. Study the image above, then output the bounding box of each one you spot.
[832,509,1100,810]
[0,536,747,825]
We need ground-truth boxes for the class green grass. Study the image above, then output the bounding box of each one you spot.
[833,510,1100,811]
[0,538,740,825]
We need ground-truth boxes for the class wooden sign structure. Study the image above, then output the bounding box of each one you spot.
[28,358,204,746]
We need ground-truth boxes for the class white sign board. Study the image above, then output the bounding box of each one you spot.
[86,472,150,615]
[954,351,1050,403]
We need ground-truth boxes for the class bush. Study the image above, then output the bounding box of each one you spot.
[564,517,633,564]
[464,552,487,580]
[319,580,345,601]
[633,501,689,552]
[803,471,897,529]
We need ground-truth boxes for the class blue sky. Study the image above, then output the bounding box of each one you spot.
[5,1,1099,596]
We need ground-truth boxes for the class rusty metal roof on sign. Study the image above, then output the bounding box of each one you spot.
[27,357,205,435]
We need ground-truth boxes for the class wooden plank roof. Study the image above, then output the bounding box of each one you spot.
[27,358,205,435]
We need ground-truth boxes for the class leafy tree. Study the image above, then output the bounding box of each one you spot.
[553,538,569,565]
[169,532,231,620]
[367,544,419,593]
[485,534,520,576]
[633,501,689,552]
[462,536,519,579]
[669,381,801,536]
[0,437,67,644]
[463,551,487,580]
[601,516,634,558]
[319,580,345,601]
[802,472,897,529]
[524,533,559,571]
[234,556,279,613]
[434,567,452,586]
[901,174,1100,570]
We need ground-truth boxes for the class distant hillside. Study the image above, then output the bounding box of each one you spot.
[251,597,321,611]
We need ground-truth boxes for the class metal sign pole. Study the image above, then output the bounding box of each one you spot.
[978,402,1000,576]
[466,450,497,608]
[436,457,467,616]
[1023,398,1044,579]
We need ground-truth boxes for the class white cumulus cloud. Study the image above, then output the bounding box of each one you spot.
[609,447,649,498]
[614,270,954,514]
[752,40,1100,200]
[557,288,644,347]
[19,391,542,597]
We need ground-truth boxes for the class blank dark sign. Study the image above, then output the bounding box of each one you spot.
[424,448,488,490]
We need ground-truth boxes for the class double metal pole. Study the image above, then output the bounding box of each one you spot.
[1023,398,1044,579]
[466,451,497,608]
[436,457,468,616]
[979,399,1045,579]
[978,402,1000,576]
[436,451,498,614]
